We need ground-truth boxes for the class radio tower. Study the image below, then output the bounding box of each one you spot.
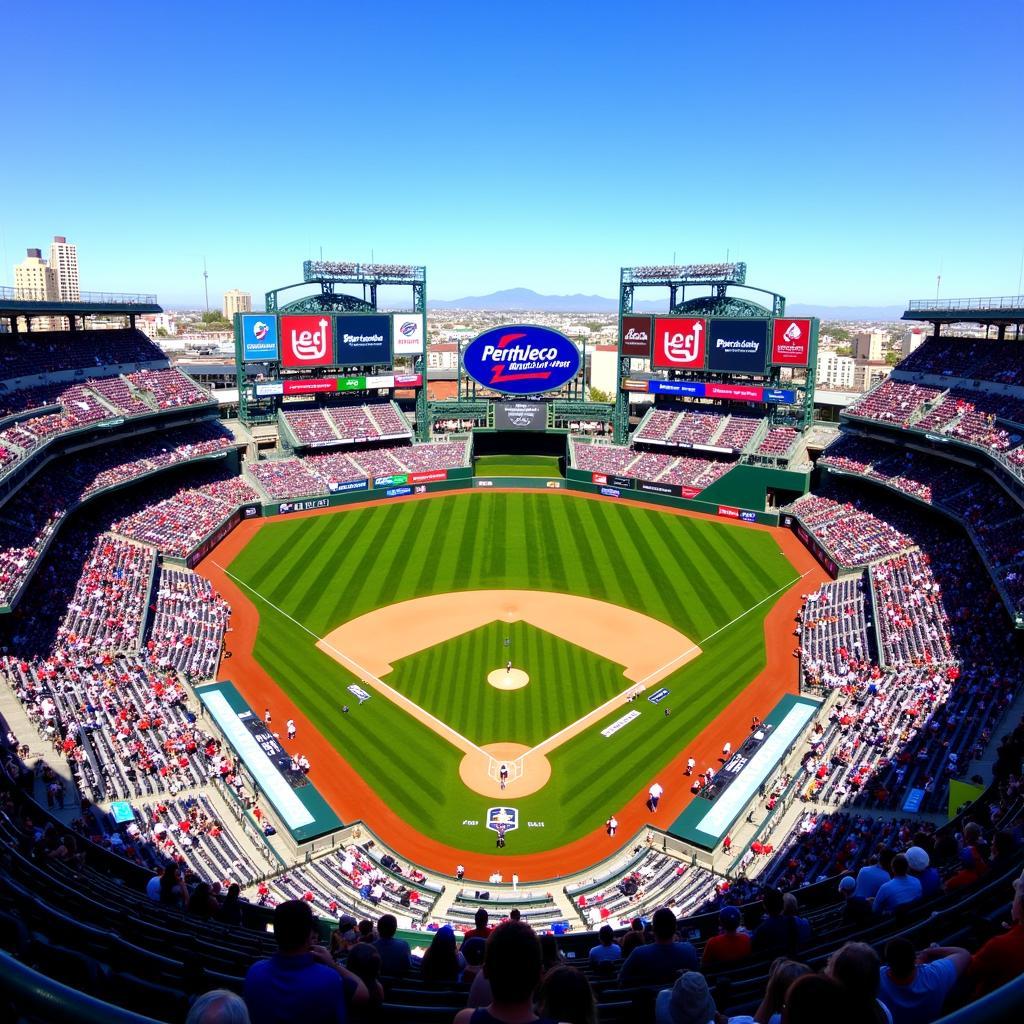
[203,257,210,313]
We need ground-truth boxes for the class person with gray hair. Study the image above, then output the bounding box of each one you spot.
[186,989,251,1024]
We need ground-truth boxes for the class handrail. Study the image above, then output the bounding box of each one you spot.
[907,295,1024,312]
[934,972,1024,1023]
[0,949,163,1023]
[0,286,158,304]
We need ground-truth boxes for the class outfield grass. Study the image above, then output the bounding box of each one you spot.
[387,620,627,747]
[474,454,562,477]
[228,493,798,854]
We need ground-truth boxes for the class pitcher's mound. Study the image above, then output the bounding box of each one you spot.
[488,668,529,690]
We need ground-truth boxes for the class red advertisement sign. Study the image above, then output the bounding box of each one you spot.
[282,378,336,394]
[394,373,424,387]
[681,486,702,499]
[706,382,763,401]
[409,470,448,484]
[591,472,608,485]
[280,315,334,368]
[652,318,706,369]
[620,316,653,357]
[771,318,811,366]
[717,505,740,518]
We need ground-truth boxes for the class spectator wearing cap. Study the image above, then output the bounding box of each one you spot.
[655,971,731,1024]
[588,924,622,969]
[905,847,941,898]
[330,914,358,958]
[701,906,751,968]
[965,868,1024,999]
[619,907,698,986]
[878,937,970,1024]
[873,854,922,916]
[838,875,870,926]
[244,899,367,1024]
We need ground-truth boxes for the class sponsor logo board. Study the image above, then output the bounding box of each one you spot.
[600,486,621,497]
[601,710,641,737]
[680,486,702,499]
[652,317,707,369]
[740,510,757,522]
[771,318,811,366]
[486,807,518,833]
[385,486,412,498]
[544,480,562,489]
[647,687,670,704]
[706,318,769,374]
[620,315,653,357]
[717,505,740,518]
[393,313,424,355]
[283,378,336,395]
[474,479,494,487]
[329,478,369,493]
[638,480,681,497]
[463,325,581,395]
[591,473,608,485]
[278,497,331,514]
[334,314,392,366]
[280,315,334,367]
[394,373,423,387]
[346,684,371,703]
[254,381,284,397]
[241,314,279,361]
[374,474,409,488]
[409,470,447,484]
[494,400,547,430]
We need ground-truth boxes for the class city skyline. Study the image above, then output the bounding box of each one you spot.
[1,1,1021,307]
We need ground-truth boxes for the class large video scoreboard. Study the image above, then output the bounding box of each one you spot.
[620,315,815,373]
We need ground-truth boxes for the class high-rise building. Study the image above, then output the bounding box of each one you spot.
[49,236,80,301]
[854,331,886,362]
[223,290,252,319]
[816,350,856,390]
[14,249,58,301]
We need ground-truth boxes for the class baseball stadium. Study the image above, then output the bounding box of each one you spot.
[1,261,1023,1023]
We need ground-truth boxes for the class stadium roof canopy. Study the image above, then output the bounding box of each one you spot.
[0,285,161,319]
[903,295,1024,330]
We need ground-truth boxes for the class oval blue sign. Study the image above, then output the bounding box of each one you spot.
[462,325,581,396]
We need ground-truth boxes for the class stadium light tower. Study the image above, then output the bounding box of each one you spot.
[203,257,209,313]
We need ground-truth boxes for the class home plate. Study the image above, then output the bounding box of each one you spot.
[488,668,529,691]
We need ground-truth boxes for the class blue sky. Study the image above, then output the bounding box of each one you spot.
[1,1,1020,307]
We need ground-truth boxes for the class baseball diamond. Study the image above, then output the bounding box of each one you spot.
[207,490,806,859]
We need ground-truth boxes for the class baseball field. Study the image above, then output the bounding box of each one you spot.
[220,492,801,856]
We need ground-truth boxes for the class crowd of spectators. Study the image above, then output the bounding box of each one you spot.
[0,328,165,381]
[146,567,230,681]
[897,335,1024,386]
[571,441,734,492]
[281,402,412,448]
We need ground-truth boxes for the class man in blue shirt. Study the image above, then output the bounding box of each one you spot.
[873,854,923,916]
[588,925,622,969]
[618,907,698,985]
[879,936,970,1024]
[854,849,892,900]
[373,913,412,977]
[245,899,367,1024]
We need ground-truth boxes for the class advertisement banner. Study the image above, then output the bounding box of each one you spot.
[280,315,334,368]
[600,486,621,498]
[652,317,707,369]
[365,374,393,389]
[328,479,369,494]
[638,480,681,497]
[338,376,368,391]
[764,387,797,404]
[647,379,705,397]
[740,510,758,523]
[334,314,392,366]
[463,325,581,395]
[620,315,653,357]
[409,470,448,484]
[717,505,740,518]
[241,315,279,361]
[283,378,337,395]
[374,474,409,488]
[385,485,413,498]
[394,373,423,387]
[706,382,764,402]
[278,497,331,514]
[393,313,424,355]
[254,381,284,397]
[494,401,547,430]
[680,486,702,499]
[771,318,811,366]
[707,318,769,374]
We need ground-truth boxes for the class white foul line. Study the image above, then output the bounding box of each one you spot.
[212,562,490,758]
[519,568,816,764]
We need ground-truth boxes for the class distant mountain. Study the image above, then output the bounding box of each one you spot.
[787,304,906,321]
[427,289,906,320]
[428,288,619,312]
